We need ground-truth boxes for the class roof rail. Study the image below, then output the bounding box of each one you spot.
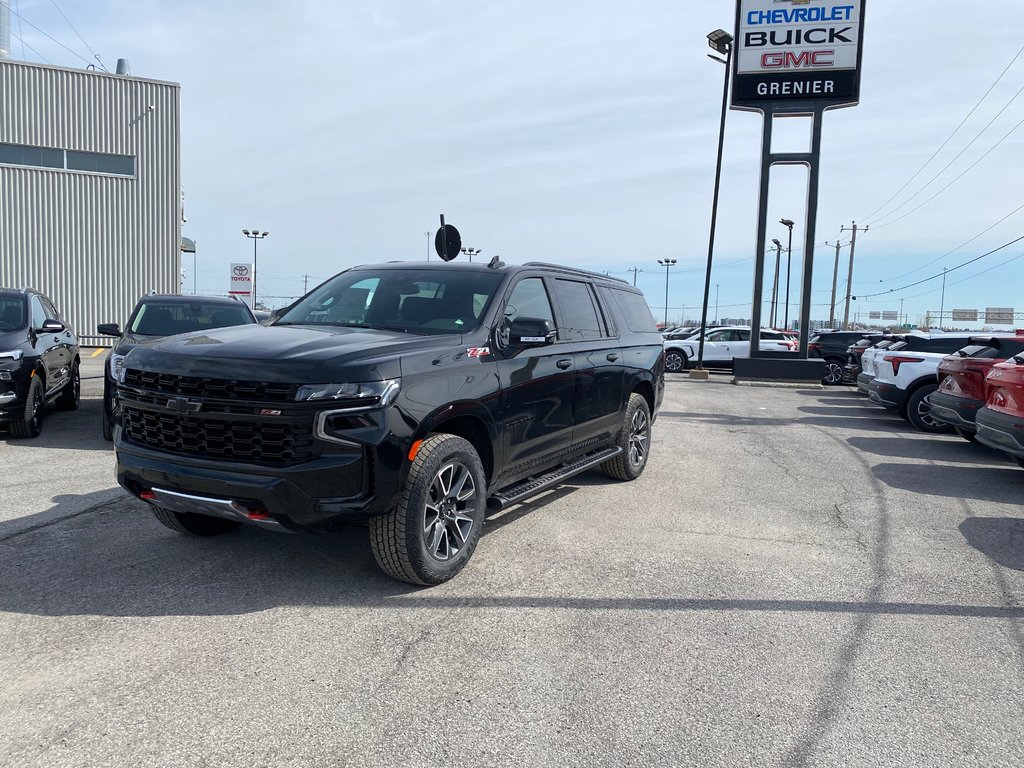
[521,262,629,285]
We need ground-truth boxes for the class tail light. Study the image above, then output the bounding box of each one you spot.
[883,355,924,376]
[808,343,821,353]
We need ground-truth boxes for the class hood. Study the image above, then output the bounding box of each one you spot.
[122,324,466,383]
[0,329,26,353]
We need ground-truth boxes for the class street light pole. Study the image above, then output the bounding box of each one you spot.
[461,247,482,263]
[241,229,269,309]
[696,28,733,373]
[770,239,782,328]
[779,218,795,330]
[715,283,719,325]
[425,231,431,261]
[657,259,677,327]
[939,267,947,330]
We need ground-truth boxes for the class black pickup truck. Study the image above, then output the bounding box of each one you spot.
[114,261,665,584]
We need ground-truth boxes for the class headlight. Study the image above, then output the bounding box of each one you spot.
[296,378,400,409]
[0,350,24,363]
[108,353,127,384]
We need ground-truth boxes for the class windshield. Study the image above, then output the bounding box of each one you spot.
[129,301,254,336]
[276,268,504,334]
[0,296,27,332]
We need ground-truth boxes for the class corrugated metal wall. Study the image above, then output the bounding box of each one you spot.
[0,60,181,345]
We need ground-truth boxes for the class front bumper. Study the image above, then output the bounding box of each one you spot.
[116,436,404,530]
[975,407,1024,459]
[0,365,30,421]
[928,391,985,431]
[867,380,906,410]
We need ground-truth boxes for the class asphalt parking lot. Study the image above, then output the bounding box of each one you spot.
[2,362,1022,768]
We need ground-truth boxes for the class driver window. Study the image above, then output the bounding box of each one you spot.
[707,330,731,342]
[30,297,47,329]
[504,278,556,328]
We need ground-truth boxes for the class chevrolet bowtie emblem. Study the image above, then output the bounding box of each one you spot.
[167,397,202,414]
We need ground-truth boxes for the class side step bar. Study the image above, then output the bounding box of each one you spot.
[487,446,622,511]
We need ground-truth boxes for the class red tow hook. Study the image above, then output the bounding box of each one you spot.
[247,510,271,521]
[139,490,156,501]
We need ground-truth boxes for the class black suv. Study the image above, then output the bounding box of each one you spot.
[809,331,885,385]
[97,293,258,440]
[0,287,80,438]
[114,262,665,584]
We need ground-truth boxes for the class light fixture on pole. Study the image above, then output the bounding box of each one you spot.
[770,238,782,328]
[695,28,733,375]
[241,229,269,309]
[779,218,795,330]
[461,247,482,263]
[657,259,677,327]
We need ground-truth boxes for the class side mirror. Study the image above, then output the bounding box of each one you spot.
[97,323,122,337]
[509,317,556,347]
[40,319,65,333]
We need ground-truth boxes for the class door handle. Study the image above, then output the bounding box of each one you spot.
[556,359,573,370]
[606,353,619,362]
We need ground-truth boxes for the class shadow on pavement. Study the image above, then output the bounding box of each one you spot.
[659,411,908,433]
[960,518,1024,571]
[848,436,1010,465]
[872,463,1024,504]
[0,398,111,452]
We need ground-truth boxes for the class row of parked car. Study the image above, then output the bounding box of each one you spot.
[821,329,1024,469]
[0,286,259,439]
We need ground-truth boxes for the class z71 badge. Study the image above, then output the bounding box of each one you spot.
[467,347,490,358]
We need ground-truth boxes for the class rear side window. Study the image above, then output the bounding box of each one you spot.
[605,288,657,333]
[553,279,604,340]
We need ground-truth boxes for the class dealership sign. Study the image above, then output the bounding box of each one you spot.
[732,0,865,111]
[229,263,253,305]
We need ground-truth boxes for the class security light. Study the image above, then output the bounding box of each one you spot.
[707,29,733,55]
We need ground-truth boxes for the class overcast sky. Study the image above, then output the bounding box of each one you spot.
[6,0,1024,326]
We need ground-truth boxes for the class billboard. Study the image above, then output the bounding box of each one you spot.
[732,0,866,111]
[985,307,1015,325]
[230,263,253,307]
[868,311,880,320]
[952,309,978,322]
[882,311,898,321]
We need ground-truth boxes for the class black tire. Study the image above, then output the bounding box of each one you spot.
[955,427,977,444]
[150,506,241,536]
[9,376,44,439]
[664,349,688,373]
[1016,457,1024,470]
[55,362,80,410]
[101,411,114,441]
[821,359,845,386]
[369,434,487,586]
[601,393,652,481]
[906,384,955,434]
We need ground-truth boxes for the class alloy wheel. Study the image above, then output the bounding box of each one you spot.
[916,393,942,428]
[628,408,650,468]
[665,352,684,373]
[422,461,477,562]
[823,362,843,385]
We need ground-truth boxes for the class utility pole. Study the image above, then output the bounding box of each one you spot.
[303,274,311,293]
[939,268,947,330]
[899,298,905,329]
[825,239,846,329]
[840,221,866,329]
[770,239,782,328]
[627,267,643,287]
[715,284,719,324]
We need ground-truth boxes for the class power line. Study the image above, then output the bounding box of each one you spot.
[859,43,1024,223]
[0,1,96,68]
[868,115,1024,231]
[8,27,53,65]
[855,234,1024,299]
[869,82,1024,228]
[48,0,108,71]
[14,0,25,58]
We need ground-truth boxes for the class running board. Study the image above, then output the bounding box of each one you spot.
[487,446,622,511]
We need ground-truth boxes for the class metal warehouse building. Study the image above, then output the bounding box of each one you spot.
[0,57,181,345]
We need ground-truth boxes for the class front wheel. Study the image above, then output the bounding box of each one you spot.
[9,376,44,439]
[906,384,955,434]
[821,360,844,386]
[369,434,487,586]
[55,363,80,410]
[601,393,652,481]
[664,350,687,373]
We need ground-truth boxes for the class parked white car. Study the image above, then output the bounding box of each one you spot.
[664,327,796,372]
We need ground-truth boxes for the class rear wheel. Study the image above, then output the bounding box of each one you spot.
[906,384,955,434]
[955,427,977,443]
[9,376,44,439]
[150,506,241,536]
[664,349,687,373]
[369,434,487,586]
[55,363,80,410]
[821,360,844,386]
[601,393,652,481]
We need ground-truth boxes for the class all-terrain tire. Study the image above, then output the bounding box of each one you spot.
[9,376,44,439]
[369,434,487,586]
[55,362,80,411]
[906,384,955,434]
[600,393,652,481]
[150,506,241,536]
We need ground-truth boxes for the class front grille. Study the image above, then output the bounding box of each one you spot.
[123,406,317,465]
[123,370,298,403]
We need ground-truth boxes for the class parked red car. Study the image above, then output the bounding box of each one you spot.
[975,356,1024,468]
[930,334,1024,442]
